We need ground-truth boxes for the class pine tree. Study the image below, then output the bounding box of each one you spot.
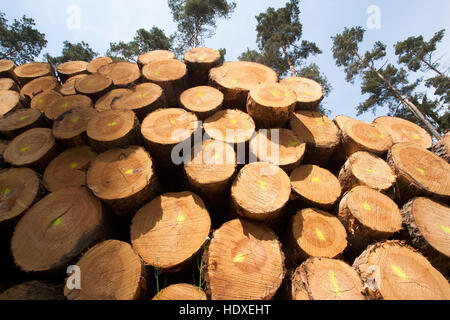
[45,41,98,66]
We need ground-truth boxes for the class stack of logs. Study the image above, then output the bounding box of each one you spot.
[0,49,449,301]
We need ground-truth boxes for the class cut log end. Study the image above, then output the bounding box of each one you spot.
[64,239,145,300]
[353,240,450,300]
[95,88,131,112]
[56,61,88,82]
[130,191,211,271]
[290,164,342,209]
[30,90,62,112]
[247,82,296,128]
[11,187,106,273]
[152,284,206,300]
[13,62,53,85]
[86,57,113,74]
[59,74,88,96]
[98,62,140,87]
[0,108,44,139]
[43,146,97,192]
[52,106,97,147]
[231,162,291,223]
[180,86,224,120]
[291,257,365,300]
[74,73,113,99]
[205,218,285,300]
[138,50,175,68]
[280,77,324,111]
[44,94,93,123]
[0,90,25,117]
[184,47,221,86]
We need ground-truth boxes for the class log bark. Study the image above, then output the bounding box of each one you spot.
[64,239,147,300]
[209,61,278,110]
[86,146,161,218]
[291,257,365,300]
[353,240,450,300]
[0,281,63,300]
[141,59,188,107]
[280,77,324,111]
[203,218,285,300]
[87,109,141,153]
[52,106,98,147]
[432,133,450,163]
[184,47,221,86]
[43,146,97,192]
[231,162,291,224]
[130,191,211,273]
[3,128,60,172]
[179,85,224,120]
[11,186,108,274]
[401,197,450,274]
[290,164,342,210]
[290,111,340,166]
[246,82,296,128]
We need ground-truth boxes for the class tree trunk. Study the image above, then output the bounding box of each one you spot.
[282,45,297,77]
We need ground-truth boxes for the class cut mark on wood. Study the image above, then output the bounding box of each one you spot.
[257,180,267,190]
[154,71,160,76]
[20,146,29,152]
[391,265,407,280]
[70,162,78,169]
[19,116,28,121]
[440,224,450,234]
[304,91,312,96]
[412,134,420,140]
[271,90,279,97]
[363,202,372,211]
[416,168,425,176]
[53,217,62,226]
[198,56,205,61]
[176,213,186,223]
[284,92,291,97]
[311,177,320,183]
[315,228,326,241]
[316,119,325,126]
[3,188,11,195]
[231,79,238,84]
[124,169,133,175]
[196,92,204,98]
[137,93,147,98]
[38,99,44,104]
[231,119,237,125]
[328,270,341,297]
[107,121,117,127]
[375,133,385,139]
[366,168,375,174]
[170,119,176,125]
[289,141,299,147]
[61,102,69,109]
[71,117,79,123]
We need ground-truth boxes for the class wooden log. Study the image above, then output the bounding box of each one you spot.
[246,82,296,128]
[56,61,88,83]
[0,78,19,92]
[0,90,26,117]
[184,139,237,209]
[334,115,393,158]
[86,146,161,217]
[87,109,141,153]
[203,218,285,300]
[74,73,113,100]
[373,116,432,149]
[291,257,365,300]
[0,139,8,166]
[209,61,278,110]
[338,186,402,251]
[3,128,59,172]
[184,47,221,86]
[86,57,113,74]
[338,151,396,195]
[0,281,63,300]
[387,142,450,203]
[249,128,306,173]
[203,109,255,159]
[30,89,62,112]
[64,239,146,300]
[20,76,60,103]
[0,60,16,79]
[138,50,175,68]
[44,94,93,123]
[279,77,324,111]
[95,88,131,112]
[152,283,207,300]
[13,62,54,85]
[111,82,165,121]
[11,186,107,274]
[285,208,347,266]
[43,146,97,192]
[290,164,342,210]
[401,197,450,274]
[432,132,450,163]
[130,191,211,273]
[231,162,291,224]
[142,59,188,107]
[180,85,223,120]
[289,111,340,166]
[353,240,450,300]
[0,167,42,225]
[52,106,98,147]
[141,108,200,167]
[59,74,88,96]
[0,108,45,139]
[98,61,140,88]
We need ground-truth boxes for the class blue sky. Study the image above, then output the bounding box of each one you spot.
[3,0,449,121]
